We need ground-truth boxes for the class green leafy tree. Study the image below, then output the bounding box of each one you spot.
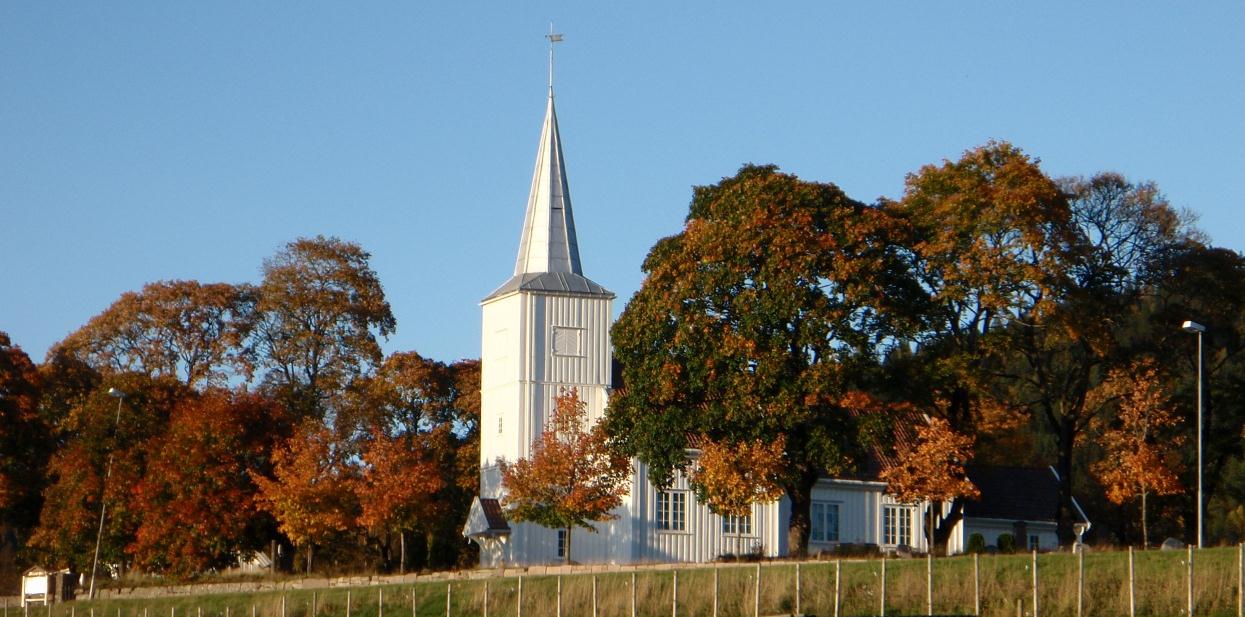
[607,164,916,554]
[501,389,630,564]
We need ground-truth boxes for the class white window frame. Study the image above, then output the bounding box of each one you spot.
[883,505,913,547]
[656,490,688,532]
[721,512,752,536]
[810,501,840,543]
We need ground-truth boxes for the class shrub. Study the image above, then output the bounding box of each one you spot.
[967,533,987,554]
[997,533,1017,554]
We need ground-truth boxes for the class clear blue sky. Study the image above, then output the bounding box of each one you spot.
[4,3,1243,365]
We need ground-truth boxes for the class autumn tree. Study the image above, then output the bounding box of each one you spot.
[0,332,48,534]
[252,421,360,573]
[608,165,917,554]
[129,391,290,578]
[254,236,395,416]
[882,142,1079,544]
[55,280,256,387]
[1091,359,1184,547]
[339,353,481,569]
[28,375,185,572]
[879,416,980,555]
[994,172,1196,542]
[501,389,630,564]
[353,430,443,570]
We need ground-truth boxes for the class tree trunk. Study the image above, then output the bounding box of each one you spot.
[399,532,406,575]
[785,471,818,557]
[564,527,572,565]
[1054,419,1078,545]
[1141,490,1149,549]
[306,543,313,575]
[932,499,965,556]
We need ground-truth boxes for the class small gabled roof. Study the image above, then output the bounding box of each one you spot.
[484,271,613,301]
[462,497,511,539]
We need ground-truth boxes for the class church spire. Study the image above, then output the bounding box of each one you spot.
[513,30,582,276]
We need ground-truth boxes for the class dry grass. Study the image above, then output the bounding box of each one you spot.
[25,546,1245,617]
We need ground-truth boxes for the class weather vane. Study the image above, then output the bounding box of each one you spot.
[546,23,564,95]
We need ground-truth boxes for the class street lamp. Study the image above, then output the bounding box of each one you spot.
[89,387,126,600]
[1181,320,1206,549]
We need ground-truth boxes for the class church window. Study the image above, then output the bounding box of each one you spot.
[810,501,840,543]
[557,529,567,558]
[498,414,503,435]
[552,327,583,356]
[656,490,687,531]
[722,512,752,535]
[883,505,912,547]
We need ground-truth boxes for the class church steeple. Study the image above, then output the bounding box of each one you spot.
[512,93,582,276]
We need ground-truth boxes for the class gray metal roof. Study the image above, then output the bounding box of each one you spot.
[484,271,613,301]
[512,94,583,277]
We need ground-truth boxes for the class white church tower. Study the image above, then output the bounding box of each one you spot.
[467,34,619,566]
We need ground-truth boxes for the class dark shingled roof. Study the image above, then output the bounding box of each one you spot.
[479,498,510,531]
[962,466,1061,522]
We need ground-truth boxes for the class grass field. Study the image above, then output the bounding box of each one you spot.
[11,546,1244,617]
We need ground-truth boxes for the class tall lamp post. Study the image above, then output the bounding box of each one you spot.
[89,387,126,600]
[1181,320,1206,549]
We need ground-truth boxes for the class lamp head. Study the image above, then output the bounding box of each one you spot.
[107,387,126,399]
[1182,320,1207,334]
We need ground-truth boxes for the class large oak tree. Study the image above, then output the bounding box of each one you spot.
[607,165,916,554]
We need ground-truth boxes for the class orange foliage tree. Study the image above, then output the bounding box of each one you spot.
[0,332,47,530]
[500,389,630,564]
[353,430,443,570]
[690,436,787,517]
[880,416,980,554]
[252,421,359,573]
[129,391,290,577]
[1091,359,1184,548]
[55,280,255,388]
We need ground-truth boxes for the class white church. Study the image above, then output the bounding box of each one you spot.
[462,47,1079,567]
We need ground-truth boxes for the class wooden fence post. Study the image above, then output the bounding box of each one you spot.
[1128,547,1135,617]
[556,577,562,617]
[973,553,980,617]
[880,555,887,617]
[311,592,316,617]
[281,596,286,617]
[412,586,417,617]
[1187,546,1194,617]
[835,560,842,617]
[1032,550,1039,617]
[672,571,678,617]
[1238,542,1243,617]
[592,576,598,617]
[480,582,486,617]
[445,584,451,617]
[927,552,933,617]
[1077,548,1084,617]
[380,588,384,617]
[754,563,761,617]
[713,565,719,617]
[631,572,637,617]
[347,591,352,617]
[516,577,522,617]
[795,562,801,617]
